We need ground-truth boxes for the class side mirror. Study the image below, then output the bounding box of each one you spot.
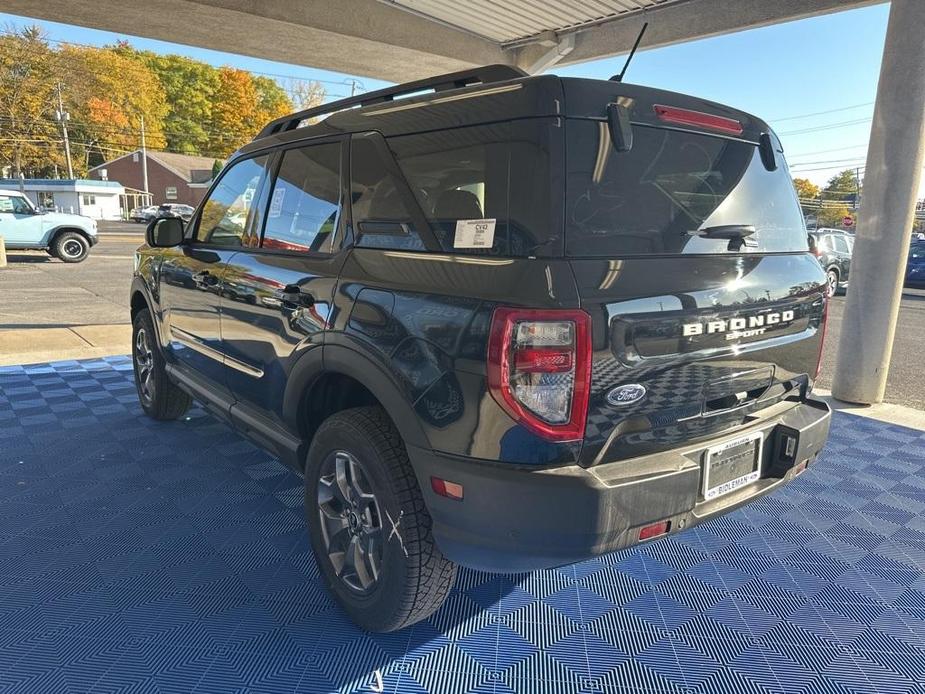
[146,217,184,247]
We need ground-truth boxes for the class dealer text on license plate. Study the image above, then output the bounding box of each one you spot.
[703,431,763,500]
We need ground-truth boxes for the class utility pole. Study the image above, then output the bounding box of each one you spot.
[55,83,74,179]
[140,115,149,195]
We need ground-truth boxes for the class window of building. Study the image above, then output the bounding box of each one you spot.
[165,186,177,200]
[39,191,55,209]
[82,194,96,206]
[261,142,341,253]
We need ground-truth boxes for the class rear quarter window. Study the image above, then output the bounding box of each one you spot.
[565,119,807,256]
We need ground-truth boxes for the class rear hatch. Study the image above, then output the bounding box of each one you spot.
[561,80,827,466]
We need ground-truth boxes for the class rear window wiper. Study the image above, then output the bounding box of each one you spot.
[696,224,757,251]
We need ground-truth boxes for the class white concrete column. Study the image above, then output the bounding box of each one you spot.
[832,0,925,405]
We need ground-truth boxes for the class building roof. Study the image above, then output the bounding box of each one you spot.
[0,179,124,193]
[90,150,216,184]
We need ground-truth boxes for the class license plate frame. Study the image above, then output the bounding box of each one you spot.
[703,431,763,501]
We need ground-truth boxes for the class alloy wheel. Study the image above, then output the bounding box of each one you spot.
[317,450,383,593]
[134,327,155,405]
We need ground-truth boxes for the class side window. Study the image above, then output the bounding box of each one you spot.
[262,142,341,253]
[2,195,32,214]
[833,235,849,253]
[350,134,427,251]
[195,155,269,246]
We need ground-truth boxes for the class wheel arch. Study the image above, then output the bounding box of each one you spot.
[285,343,431,465]
[48,225,93,248]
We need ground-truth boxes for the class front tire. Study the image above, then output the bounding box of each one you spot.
[52,231,90,263]
[305,407,457,632]
[131,308,191,420]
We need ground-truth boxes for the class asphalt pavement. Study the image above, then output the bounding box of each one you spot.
[0,224,923,408]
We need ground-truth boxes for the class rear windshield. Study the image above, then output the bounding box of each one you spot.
[565,119,806,256]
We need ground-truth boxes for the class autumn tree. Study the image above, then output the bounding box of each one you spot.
[57,44,167,172]
[253,75,293,126]
[0,26,60,177]
[792,177,820,200]
[208,67,262,156]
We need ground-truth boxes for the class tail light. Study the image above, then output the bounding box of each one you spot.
[813,297,829,382]
[487,308,592,442]
[654,104,743,136]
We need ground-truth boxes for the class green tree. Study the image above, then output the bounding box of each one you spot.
[253,75,292,127]
[211,159,223,178]
[126,49,220,155]
[823,169,861,202]
[0,26,60,177]
[816,203,855,228]
[792,177,820,200]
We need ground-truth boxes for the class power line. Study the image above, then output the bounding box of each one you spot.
[778,117,872,136]
[769,101,874,123]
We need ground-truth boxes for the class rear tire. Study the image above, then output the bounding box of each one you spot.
[52,231,90,263]
[131,308,191,420]
[304,406,457,632]
[826,269,839,297]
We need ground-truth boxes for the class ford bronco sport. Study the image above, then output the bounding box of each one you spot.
[0,189,98,262]
[130,65,832,632]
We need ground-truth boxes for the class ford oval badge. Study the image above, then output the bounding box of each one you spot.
[606,384,647,406]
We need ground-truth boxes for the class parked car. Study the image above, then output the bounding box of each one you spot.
[0,188,98,262]
[130,65,832,632]
[808,227,853,297]
[155,203,194,222]
[130,205,158,223]
[906,240,925,287]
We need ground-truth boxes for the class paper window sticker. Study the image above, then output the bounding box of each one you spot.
[454,219,496,249]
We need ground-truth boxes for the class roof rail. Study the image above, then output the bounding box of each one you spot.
[254,64,528,140]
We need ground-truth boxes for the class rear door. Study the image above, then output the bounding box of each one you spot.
[219,138,347,426]
[831,232,851,282]
[563,112,826,466]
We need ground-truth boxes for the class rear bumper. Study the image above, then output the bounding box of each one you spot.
[408,397,831,573]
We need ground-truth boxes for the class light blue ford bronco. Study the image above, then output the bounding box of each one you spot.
[0,189,98,262]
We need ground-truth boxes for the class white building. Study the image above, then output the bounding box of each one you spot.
[0,179,125,220]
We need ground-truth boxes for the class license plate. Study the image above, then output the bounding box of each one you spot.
[703,431,763,500]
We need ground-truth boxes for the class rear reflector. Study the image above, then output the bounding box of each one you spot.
[431,477,464,501]
[654,104,744,136]
[639,520,671,541]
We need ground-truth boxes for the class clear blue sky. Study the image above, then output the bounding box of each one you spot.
[0,3,898,191]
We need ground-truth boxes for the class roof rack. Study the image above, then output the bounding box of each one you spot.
[254,64,528,140]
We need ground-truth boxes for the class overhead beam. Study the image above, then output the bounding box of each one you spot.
[514,0,884,72]
[1,0,509,83]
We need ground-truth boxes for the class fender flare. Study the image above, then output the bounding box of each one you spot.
[46,225,94,248]
[283,340,430,451]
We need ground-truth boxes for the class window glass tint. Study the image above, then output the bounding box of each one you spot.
[262,143,341,253]
[196,155,268,246]
[565,120,806,256]
[389,122,553,256]
[832,235,849,253]
[350,135,427,251]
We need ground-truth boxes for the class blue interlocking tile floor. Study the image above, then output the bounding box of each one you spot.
[2,356,925,693]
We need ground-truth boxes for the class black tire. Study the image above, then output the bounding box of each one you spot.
[131,308,191,420]
[52,231,90,263]
[826,268,839,297]
[304,406,457,632]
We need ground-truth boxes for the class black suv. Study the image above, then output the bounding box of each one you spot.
[130,65,832,632]
[808,227,853,297]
